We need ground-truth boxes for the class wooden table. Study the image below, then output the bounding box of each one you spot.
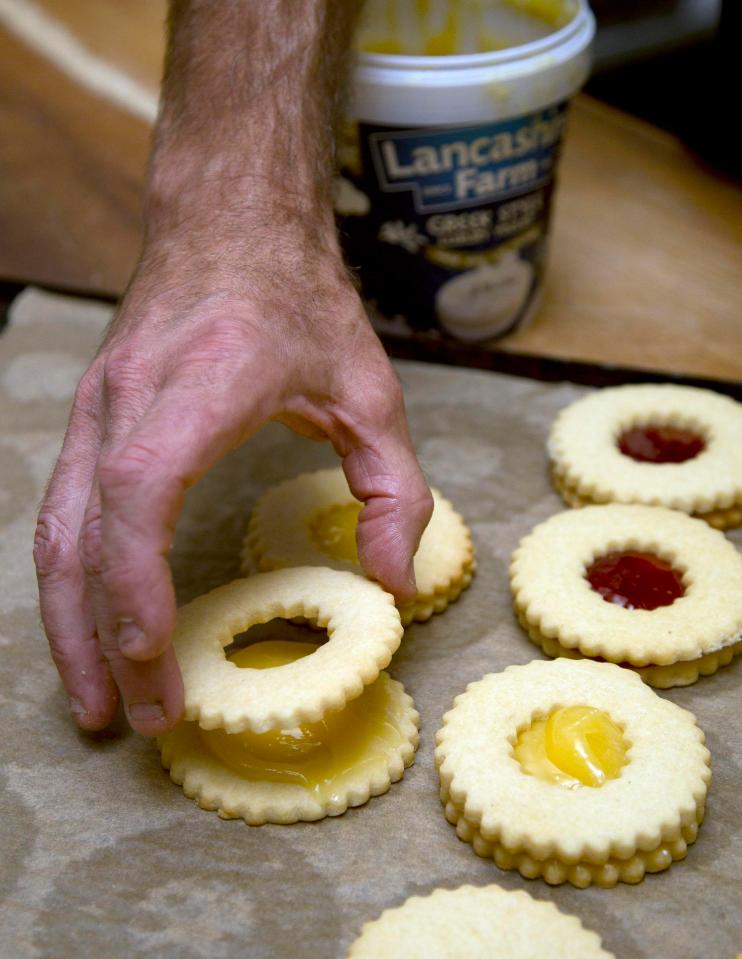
[1,0,740,383]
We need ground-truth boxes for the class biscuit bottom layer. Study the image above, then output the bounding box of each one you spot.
[442,790,704,889]
[399,560,475,626]
[551,468,742,531]
[159,647,419,825]
[516,608,742,688]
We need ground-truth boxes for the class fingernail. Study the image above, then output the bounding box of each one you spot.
[127,702,166,724]
[117,619,146,656]
[69,698,88,721]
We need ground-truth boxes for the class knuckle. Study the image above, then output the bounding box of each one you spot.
[102,348,150,400]
[33,513,78,581]
[372,367,404,417]
[78,508,104,576]
[202,315,253,352]
[98,560,143,597]
[72,363,104,415]
[97,442,162,493]
[174,316,255,380]
[97,635,128,664]
[379,378,404,419]
[411,485,435,526]
[46,632,79,674]
[389,479,433,530]
[351,375,404,432]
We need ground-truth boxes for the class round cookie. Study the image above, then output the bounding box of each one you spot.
[548,384,742,528]
[243,467,474,625]
[510,504,742,686]
[159,641,419,825]
[435,659,710,889]
[172,567,403,733]
[346,884,615,958]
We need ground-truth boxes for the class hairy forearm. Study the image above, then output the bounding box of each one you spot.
[145,0,363,249]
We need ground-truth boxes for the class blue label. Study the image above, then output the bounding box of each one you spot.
[368,106,566,213]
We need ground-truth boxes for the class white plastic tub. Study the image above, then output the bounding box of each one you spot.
[336,1,595,348]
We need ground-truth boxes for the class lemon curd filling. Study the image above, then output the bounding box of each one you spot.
[514,705,628,788]
[308,501,362,563]
[199,640,405,799]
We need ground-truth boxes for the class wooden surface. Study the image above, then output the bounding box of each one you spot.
[1,0,740,382]
[0,23,150,294]
[506,97,742,382]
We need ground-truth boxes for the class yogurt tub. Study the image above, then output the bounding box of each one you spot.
[336,0,595,349]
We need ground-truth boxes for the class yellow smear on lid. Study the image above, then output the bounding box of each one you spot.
[360,0,573,56]
[503,0,573,27]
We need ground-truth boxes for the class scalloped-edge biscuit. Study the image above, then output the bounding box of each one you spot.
[517,608,742,688]
[548,384,742,527]
[172,567,402,734]
[346,884,615,958]
[551,469,742,531]
[242,467,474,625]
[435,659,710,889]
[158,672,419,825]
[510,504,742,680]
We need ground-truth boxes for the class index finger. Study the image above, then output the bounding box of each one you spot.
[92,383,265,664]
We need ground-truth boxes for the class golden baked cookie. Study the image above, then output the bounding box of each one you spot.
[346,884,614,958]
[172,567,403,733]
[510,504,742,687]
[242,467,474,625]
[548,384,742,529]
[160,638,419,825]
[435,659,710,889]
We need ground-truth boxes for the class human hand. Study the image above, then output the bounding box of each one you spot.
[34,0,432,737]
[33,224,432,737]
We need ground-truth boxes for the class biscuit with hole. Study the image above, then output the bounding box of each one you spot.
[435,659,710,888]
[347,884,614,957]
[173,567,403,734]
[510,504,742,685]
[548,384,742,528]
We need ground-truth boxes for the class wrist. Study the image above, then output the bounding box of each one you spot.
[122,204,355,334]
[145,144,336,242]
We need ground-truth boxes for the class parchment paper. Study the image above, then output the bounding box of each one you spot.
[1,289,739,959]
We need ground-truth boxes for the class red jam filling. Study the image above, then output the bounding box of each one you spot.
[586,551,685,610]
[618,426,705,463]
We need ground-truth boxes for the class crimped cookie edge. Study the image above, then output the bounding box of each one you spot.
[174,567,403,734]
[346,883,615,958]
[159,676,420,825]
[434,659,711,866]
[509,504,742,664]
[547,385,742,515]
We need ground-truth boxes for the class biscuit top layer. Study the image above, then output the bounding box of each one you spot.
[198,640,405,794]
